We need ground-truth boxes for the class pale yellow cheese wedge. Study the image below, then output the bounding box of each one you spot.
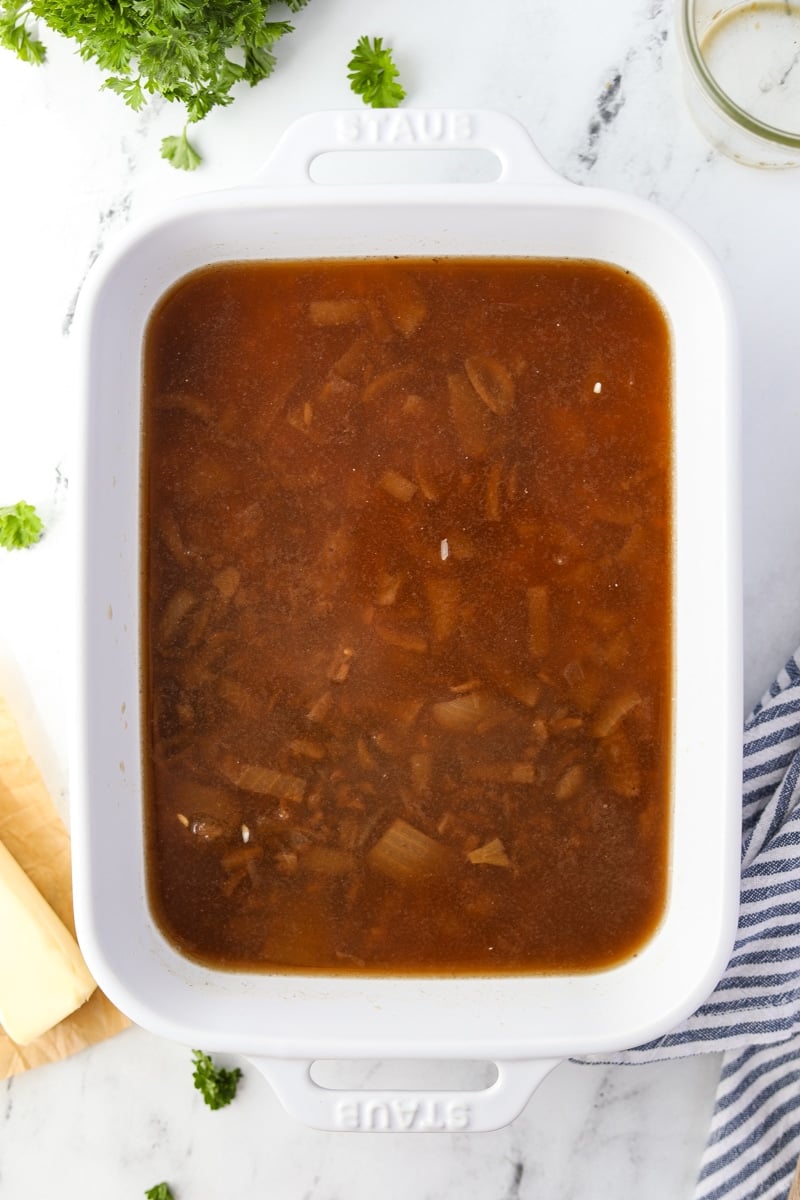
[0,837,97,1045]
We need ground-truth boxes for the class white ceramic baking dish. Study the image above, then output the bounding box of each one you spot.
[72,109,742,1132]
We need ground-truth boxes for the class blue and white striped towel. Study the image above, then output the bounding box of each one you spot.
[581,648,800,1200]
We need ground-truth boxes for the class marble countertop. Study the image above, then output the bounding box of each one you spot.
[1,0,798,1195]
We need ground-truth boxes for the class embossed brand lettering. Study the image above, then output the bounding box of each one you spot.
[393,1100,419,1131]
[363,1101,391,1130]
[335,1101,361,1131]
[333,1098,472,1131]
[336,111,474,146]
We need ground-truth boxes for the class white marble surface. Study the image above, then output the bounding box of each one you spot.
[1,0,798,1195]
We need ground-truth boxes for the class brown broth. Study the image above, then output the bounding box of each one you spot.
[141,257,673,975]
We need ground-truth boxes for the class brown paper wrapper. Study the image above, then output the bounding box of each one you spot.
[0,693,130,1076]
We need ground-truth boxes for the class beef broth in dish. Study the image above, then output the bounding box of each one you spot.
[141,257,672,974]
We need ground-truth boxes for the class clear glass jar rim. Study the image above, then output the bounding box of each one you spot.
[681,0,800,148]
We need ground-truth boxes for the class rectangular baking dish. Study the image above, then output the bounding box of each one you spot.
[72,109,742,1132]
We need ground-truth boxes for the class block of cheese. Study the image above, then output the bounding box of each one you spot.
[0,837,97,1045]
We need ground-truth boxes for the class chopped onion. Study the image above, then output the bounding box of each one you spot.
[489,669,540,708]
[375,570,402,607]
[218,678,259,718]
[308,299,363,326]
[379,470,418,502]
[467,838,511,867]
[485,462,503,522]
[431,691,495,732]
[527,585,550,659]
[289,738,327,760]
[156,390,213,421]
[447,373,491,459]
[592,689,642,738]
[327,644,355,683]
[383,275,428,335]
[332,335,370,380]
[221,844,263,871]
[409,752,433,794]
[159,588,197,643]
[367,819,452,883]
[221,757,306,803]
[413,454,442,501]
[603,728,641,797]
[307,691,333,723]
[425,576,461,643]
[364,366,414,405]
[213,565,241,599]
[464,356,515,416]
[375,623,428,653]
[554,764,585,800]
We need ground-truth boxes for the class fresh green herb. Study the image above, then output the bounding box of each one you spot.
[191,1049,242,1110]
[0,501,43,550]
[160,128,202,174]
[348,36,406,109]
[144,1185,175,1200]
[0,1,44,62]
[0,0,312,169]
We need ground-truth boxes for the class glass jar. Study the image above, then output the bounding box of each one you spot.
[678,0,800,167]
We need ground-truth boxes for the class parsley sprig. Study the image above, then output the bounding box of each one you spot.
[191,1049,243,1110]
[348,36,406,109]
[145,1185,175,1200]
[0,0,311,169]
[0,501,43,550]
[161,128,203,173]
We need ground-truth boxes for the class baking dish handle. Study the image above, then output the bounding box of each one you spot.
[253,108,566,188]
[247,1056,560,1132]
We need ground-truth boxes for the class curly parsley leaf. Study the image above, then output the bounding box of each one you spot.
[348,35,406,109]
[161,127,202,172]
[0,1,45,62]
[103,75,146,112]
[0,501,44,551]
[191,1049,243,1110]
[0,0,307,167]
[145,1185,175,1200]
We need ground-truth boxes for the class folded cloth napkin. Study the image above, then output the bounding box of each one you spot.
[579,648,800,1200]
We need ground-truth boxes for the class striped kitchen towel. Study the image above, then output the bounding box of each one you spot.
[580,647,800,1200]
